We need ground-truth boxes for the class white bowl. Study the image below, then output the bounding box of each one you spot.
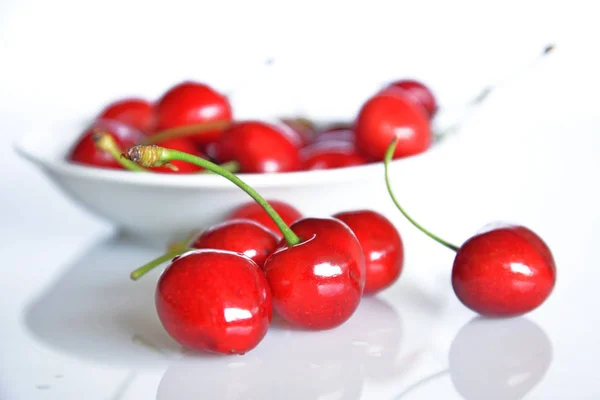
[15,120,457,248]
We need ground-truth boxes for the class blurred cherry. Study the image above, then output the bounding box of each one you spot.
[301,140,367,170]
[314,128,355,144]
[97,98,155,133]
[154,81,232,146]
[387,79,438,118]
[216,121,301,173]
[355,89,431,161]
[68,119,146,169]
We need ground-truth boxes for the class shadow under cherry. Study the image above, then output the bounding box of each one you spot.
[22,234,183,367]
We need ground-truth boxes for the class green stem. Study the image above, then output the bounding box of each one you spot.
[92,132,149,172]
[92,131,238,175]
[142,120,231,145]
[128,146,301,247]
[384,138,460,252]
[200,160,239,174]
[130,247,194,281]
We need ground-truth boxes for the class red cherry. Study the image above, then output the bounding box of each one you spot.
[320,122,353,133]
[226,200,303,236]
[155,81,232,145]
[156,249,272,354]
[216,121,301,173]
[263,217,366,330]
[188,219,279,268]
[388,80,438,118]
[280,118,316,146]
[97,98,155,133]
[452,225,556,317]
[383,138,556,317]
[333,210,404,294]
[301,140,368,170]
[150,138,205,174]
[68,119,146,169]
[355,90,431,161]
[314,129,355,143]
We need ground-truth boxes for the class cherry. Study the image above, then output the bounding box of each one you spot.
[280,117,317,146]
[320,122,353,133]
[226,200,302,236]
[154,81,232,145]
[355,89,431,161]
[300,140,368,170]
[264,217,365,330]
[216,121,301,173]
[383,139,556,317]
[155,249,271,354]
[333,210,403,294]
[126,144,366,330]
[314,128,355,144]
[188,219,279,268]
[387,80,438,118]
[68,119,146,169]
[452,226,556,316]
[130,219,279,280]
[150,138,205,174]
[97,98,155,133]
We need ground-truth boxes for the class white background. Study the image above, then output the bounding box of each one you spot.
[1,1,600,399]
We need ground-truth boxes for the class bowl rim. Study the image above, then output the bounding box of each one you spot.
[14,122,451,189]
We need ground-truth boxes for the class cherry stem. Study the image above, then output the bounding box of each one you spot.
[166,230,202,252]
[201,160,239,174]
[125,145,301,247]
[130,247,194,281]
[142,120,231,145]
[92,132,149,172]
[92,131,238,174]
[384,138,460,252]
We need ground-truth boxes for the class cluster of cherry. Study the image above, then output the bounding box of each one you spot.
[66,79,435,174]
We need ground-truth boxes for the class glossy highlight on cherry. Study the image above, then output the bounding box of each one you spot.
[383,138,556,317]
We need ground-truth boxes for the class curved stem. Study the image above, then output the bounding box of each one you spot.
[130,247,193,281]
[92,132,149,172]
[384,139,460,252]
[126,145,301,247]
[200,160,239,174]
[142,120,231,145]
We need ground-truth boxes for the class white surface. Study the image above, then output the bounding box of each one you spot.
[2,1,600,399]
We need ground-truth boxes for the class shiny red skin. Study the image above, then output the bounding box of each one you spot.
[154,81,233,145]
[156,249,272,354]
[314,129,355,143]
[188,219,279,268]
[151,138,205,174]
[97,98,155,133]
[263,217,366,330]
[226,200,303,236]
[333,210,404,294]
[301,140,368,170]
[355,90,431,161]
[388,79,438,118]
[452,225,556,317]
[216,121,301,173]
[67,119,146,169]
